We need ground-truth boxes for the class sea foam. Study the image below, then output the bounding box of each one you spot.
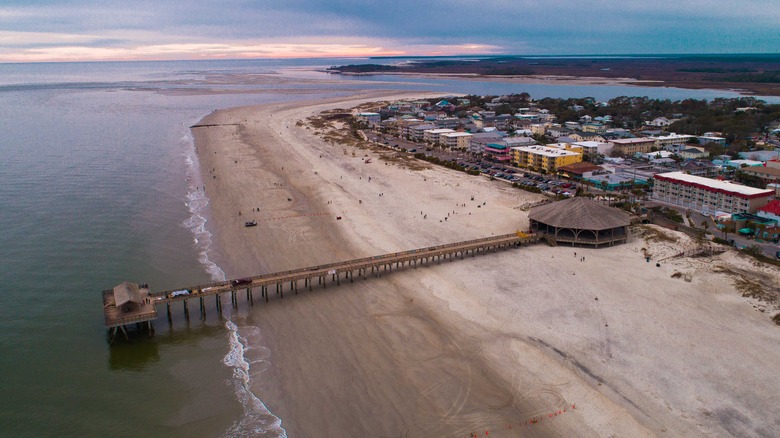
[181,129,286,438]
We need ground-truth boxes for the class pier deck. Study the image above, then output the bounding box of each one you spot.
[103,232,539,335]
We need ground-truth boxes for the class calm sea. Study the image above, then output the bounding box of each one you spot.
[0,58,776,437]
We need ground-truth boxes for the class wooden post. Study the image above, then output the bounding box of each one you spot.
[183,299,190,320]
[166,303,172,323]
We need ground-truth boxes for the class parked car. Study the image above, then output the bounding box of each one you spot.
[231,278,252,287]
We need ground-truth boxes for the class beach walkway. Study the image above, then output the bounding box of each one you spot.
[103,232,539,340]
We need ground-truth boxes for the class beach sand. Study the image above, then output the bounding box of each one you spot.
[193,92,780,437]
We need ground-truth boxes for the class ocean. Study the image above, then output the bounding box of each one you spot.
[0,58,776,437]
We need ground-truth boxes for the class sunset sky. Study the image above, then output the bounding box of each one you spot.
[1,0,778,62]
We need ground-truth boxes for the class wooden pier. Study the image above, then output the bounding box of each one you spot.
[103,232,539,341]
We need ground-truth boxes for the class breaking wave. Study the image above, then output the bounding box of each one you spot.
[181,129,286,437]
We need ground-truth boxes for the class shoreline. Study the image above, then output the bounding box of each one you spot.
[324,70,779,97]
[192,90,780,437]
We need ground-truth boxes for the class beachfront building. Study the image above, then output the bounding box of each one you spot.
[395,118,423,137]
[529,197,631,247]
[511,144,582,173]
[440,132,473,149]
[356,112,381,127]
[408,123,437,141]
[468,133,504,155]
[652,171,774,214]
[610,138,657,155]
[423,128,455,144]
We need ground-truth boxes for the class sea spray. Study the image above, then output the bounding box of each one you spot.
[182,129,286,437]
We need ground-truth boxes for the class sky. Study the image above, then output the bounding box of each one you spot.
[1,0,778,62]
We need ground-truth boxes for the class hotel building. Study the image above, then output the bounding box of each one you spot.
[439,132,473,149]
[512,144,582,173]
[652,172,774,214]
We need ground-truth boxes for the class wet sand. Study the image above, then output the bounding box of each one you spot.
[193,91,780,437]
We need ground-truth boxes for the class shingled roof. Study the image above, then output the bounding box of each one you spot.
[529,197,630,230]
[113,282,142,308]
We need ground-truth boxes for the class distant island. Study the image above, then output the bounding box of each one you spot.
[328,54,780,97]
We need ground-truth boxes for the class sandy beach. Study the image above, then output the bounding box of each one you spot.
[193,91,780,437]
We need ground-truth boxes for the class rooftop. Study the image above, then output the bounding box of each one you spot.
[440,132,473,138]
[654,172,774,197]
[511,145,580,158]
[611,138,656,145]
[529,197,631,230]
[759,200,780,216]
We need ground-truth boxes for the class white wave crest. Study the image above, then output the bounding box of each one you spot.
[180,127,285,438]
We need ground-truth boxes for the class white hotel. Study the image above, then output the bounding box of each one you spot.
[652,172,774,214]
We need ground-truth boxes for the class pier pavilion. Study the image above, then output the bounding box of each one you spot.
[529,197,630,247]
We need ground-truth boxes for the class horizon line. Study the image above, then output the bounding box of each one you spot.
[2,52,779,65]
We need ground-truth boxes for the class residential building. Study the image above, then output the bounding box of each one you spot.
[652,171,774,214]
[357,112,381,126]
[642,150,674,160]
[698,136,726,146]
[654,134,696,149]
[739,165,780,185]
[757,200,780,224]
[422,128,455,144]
[512,144,582,173]
[647,117,672,127]
[570,132,606,142]
[434,117,460,129]
[680,160,719,177]
[678,146,710,160]
[581,122,606,133]
[558,161,603,179]
[610,138,657,155]
[395,118,423,137]
[504,136,537,148]
[468,133,504,155]
[440,132,473,149]
[408,123,437,141]
[572,141,612,158]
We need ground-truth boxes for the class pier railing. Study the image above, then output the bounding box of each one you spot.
[103,232,539,335]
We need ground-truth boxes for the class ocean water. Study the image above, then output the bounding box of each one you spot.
[0,58,777,437]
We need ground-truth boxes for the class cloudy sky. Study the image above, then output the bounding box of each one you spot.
[1,0,778,62]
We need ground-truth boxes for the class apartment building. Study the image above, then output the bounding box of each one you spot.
[512,144,582,173]
[654,134,696,149]
[652,171,774,214]
[610,138,657,155]
[422,128,455,144]
[440,132,473,149]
